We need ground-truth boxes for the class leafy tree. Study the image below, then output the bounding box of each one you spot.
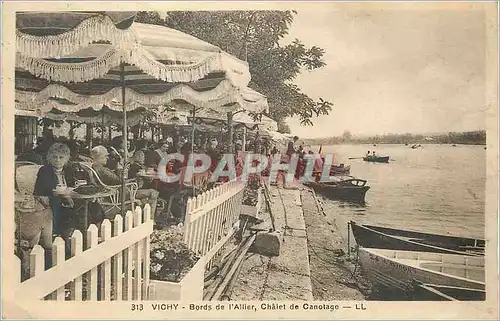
[277,120,291,134]
[341,130,352,142]
[135,11,333,131]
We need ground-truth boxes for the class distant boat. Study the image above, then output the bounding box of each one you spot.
[363,155,390,163]
[358,248,485,294]
[350,221,484,256]
[373,144,377,147]
[452,144,457,147]
[412,281,486,301]
[304,177,369,203]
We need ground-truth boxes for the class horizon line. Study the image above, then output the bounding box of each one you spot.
[295,129,487,140]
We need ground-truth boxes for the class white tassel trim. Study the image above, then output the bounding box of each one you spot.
[15,108,144,126]
[16,46,226,84]
[17,79,235,110]
[16,79,268,113]
[16,14,138,59]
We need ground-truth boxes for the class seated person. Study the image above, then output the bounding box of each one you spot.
[129,151,159,217]
[91,145,123,186]
[145,139,170,168]
[91,145,134,217]
[34,143,77,240]
[107,136,134,171]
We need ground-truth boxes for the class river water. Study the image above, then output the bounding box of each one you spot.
[315,144,486,239]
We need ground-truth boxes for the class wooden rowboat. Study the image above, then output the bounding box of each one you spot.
[304,177,369,203]
[350,221,484,256]
[412,281,485,301]
[363,156,389,163]
[358,248,485,295]
[330,164,351,175]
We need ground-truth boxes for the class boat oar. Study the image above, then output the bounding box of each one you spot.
[348,157,364,160]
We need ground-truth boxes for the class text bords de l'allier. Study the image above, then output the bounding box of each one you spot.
[141,302,359,312]
[155,153,335,184]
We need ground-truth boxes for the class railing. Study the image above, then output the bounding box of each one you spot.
[14,205,153,301]
[183,180,245,267]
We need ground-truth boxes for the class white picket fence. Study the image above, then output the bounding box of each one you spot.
[183,180,245,267]
[14,205,153,301]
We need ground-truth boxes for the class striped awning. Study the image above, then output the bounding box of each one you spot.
[16,11,136,35]
[16,13,251,87]
[15,12,269,116]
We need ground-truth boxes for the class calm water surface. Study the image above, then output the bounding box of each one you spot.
[316,144,486,238]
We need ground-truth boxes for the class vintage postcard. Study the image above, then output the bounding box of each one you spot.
[2,1,498,320]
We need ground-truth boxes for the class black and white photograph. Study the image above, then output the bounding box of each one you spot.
[2,2,498,320]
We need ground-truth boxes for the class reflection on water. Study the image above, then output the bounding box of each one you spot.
[316,144,485,238]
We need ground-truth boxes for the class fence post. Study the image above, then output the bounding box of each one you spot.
[86,225,99,300]
[50,237,66,300]
[132,206,143,300]
[70,230,83,301]
[192,194,204,255]
[183,198,194,246]
[199,191,210,257]
[112,215,123,301]
[204,189,216,262]
[123,211,134,300]
[213,186,224,258]
[100,220,112,300]
[142,204,151,299]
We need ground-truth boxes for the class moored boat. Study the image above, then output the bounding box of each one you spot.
[411,281,485,301]
[363,156,390,163]
[330,164,351,175]
[350,221,484,256]
[304,176,369,203]
[358,248,485,294]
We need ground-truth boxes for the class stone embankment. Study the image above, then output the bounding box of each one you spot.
[228,183,370,300]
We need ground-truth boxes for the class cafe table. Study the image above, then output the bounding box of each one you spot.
[53,187,115,245]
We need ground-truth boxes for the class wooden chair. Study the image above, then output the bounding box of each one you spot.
[14,164,44,274]
[77,155,93,163]
[15,164,42,198]
[15,161,38,169]
[164,167,212,222]
[79,163,139,216]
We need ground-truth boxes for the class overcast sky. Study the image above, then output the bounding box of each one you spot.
[283,6,488,138]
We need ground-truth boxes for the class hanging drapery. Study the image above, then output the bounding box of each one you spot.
[15,106,147,127]
[16,20,251,88]
[15,79,265,112]
[16,13,138,59]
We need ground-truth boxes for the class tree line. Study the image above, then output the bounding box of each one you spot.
[304,130,487,145]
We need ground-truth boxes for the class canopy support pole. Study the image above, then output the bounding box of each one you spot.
[121,62,128,218]
[191,106,196,196]
[242,127,247,152]
[86,124,93,151]
[101,109,105,142]
[227,112,234,154]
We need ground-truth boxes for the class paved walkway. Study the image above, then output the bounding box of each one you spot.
[231,185,313,300]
